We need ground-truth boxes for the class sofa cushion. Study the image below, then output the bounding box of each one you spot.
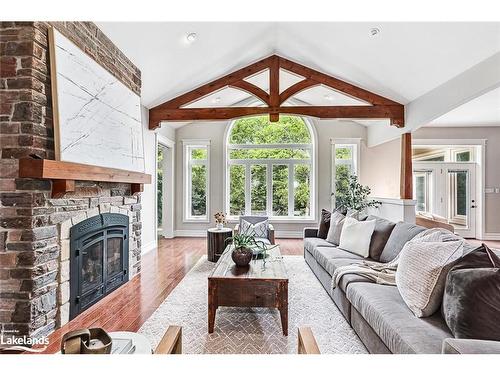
[346,282,452,354]
[304,237,335,255]
[379,222,426,263]
[327,258,370,291]
[314,247,363,275]
[366,215,396,261]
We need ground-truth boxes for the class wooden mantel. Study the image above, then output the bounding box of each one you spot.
[19,158,151,198]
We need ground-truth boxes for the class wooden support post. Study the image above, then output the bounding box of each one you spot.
[52,179,75,198]
[269,56,280,122]
[400,132,413,199]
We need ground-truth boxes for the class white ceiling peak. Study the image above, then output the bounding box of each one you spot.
[97,22,500,109]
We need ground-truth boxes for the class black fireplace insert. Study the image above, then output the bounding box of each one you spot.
[69,213,129,319]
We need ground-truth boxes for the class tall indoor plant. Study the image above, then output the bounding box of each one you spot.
[332,174,381,214]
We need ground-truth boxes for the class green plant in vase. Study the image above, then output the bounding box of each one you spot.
[225,228,277,268]
[332,174,381,215]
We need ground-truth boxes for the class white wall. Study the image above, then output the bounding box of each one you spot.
[140,106,157,253]
[360,137,401,198]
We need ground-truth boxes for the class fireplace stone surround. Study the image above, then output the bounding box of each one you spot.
[0,22,143,340]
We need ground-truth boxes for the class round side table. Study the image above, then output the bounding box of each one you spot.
[207,227,233,262]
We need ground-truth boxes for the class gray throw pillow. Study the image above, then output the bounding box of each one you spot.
[366,215,396,261]
[326,211,345,246]
[442,244,500,340]
[379,222,426,263]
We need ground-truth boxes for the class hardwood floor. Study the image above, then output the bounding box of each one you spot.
[40,236,303,353]
[39,235,499,353]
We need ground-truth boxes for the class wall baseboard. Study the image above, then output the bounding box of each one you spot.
[481,233,500,241]
[275,230,303,238]
[142,240,157,254]
[172,229,304,239]
[173,230,207,237]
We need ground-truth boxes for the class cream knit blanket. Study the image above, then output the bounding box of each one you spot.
[330,228,464,292]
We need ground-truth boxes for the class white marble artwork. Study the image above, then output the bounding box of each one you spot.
[51,29,145,172]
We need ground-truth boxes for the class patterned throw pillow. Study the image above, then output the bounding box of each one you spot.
[240,219,268,238]
[396,239,464,317]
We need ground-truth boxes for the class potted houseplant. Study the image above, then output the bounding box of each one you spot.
[225,229,269,267]
[332,174,381,216]
[214,211,226,230]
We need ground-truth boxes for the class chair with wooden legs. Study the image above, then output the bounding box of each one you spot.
[297,327,320,354]
[154,326,182,354]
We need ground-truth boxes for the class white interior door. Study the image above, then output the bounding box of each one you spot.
[413,162,476,238]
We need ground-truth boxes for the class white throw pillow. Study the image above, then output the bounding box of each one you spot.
[338,217,376,258]
[396,239,464,317]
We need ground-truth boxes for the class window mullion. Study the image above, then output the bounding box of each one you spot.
[288,164,294,217]
[245,164,251,215]
[266,163,272,217]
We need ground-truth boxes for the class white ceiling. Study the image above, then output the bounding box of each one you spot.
[96,22,500,127]
[427,86,500,127]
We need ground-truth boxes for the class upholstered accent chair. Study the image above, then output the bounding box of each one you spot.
[234,216,275,245]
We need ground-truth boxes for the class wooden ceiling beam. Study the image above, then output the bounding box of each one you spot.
[153,56,274,111]
[279,79,318,105]
[148,54,405,129]
[278,56,400,106]
[151,105,404,125]
[229,80,270,106]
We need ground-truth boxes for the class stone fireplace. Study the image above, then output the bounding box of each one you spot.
[0,22,143,340]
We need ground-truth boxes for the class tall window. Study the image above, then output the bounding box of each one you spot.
[183,140,210,221]
[226,116,315,220]
[332,140,360,208]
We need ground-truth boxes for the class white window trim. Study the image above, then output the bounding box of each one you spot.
[330,138,361,210]
[183,139,210,223]
[223,118,317,223]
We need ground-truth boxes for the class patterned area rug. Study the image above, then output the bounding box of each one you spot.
[139,255,367,354]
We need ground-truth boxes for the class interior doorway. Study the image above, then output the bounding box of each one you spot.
[412,144,482,239]
[413,162,476,238]
[156,134,175,239]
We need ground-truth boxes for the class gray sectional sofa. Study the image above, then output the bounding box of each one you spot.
[303,216,500,354]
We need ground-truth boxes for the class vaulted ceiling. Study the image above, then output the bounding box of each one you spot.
[97,22,500,133]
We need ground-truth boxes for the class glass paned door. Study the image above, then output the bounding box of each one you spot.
[446,166,476,237]
[413,162,476,238]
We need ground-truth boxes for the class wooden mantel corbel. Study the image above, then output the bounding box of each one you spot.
[19,158,151,198]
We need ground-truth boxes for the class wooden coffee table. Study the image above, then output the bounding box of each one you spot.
[208,245,288,335]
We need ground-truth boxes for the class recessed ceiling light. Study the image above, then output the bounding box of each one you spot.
[324,94,335,101]
[186,32,197,43]
[370,28,381,37]
[213,97,221,104]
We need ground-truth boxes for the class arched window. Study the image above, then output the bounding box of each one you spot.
[225,115,316,220]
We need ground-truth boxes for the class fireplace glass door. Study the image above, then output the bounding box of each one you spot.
[70,213,129,319]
